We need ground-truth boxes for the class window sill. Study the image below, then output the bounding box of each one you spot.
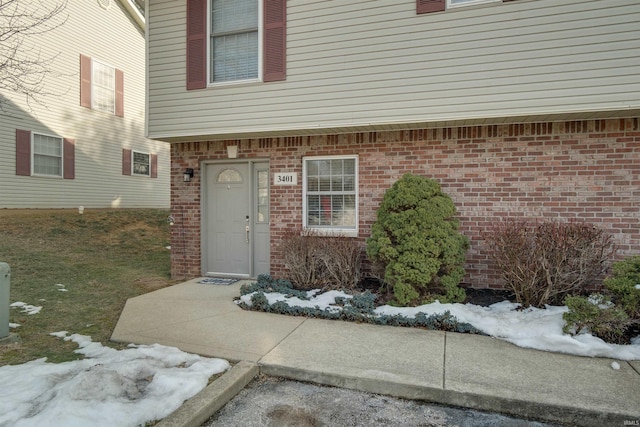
[303,228,359,238]
[207,78,262,89]
[31,174,63,179]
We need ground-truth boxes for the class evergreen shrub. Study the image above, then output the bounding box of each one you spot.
[563,294,632,344]
[603,255,640,319]
[366,173,469,306]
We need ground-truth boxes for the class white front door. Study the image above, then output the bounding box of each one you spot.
[204,162,269,277]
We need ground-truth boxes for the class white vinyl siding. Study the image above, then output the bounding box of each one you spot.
[0,0,169,208]
[147,0,640,141]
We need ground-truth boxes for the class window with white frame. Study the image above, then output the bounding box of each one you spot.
[33,133,63,177]
[92,59,115,113]
[210,0,259,83]
[132,151,150,176]
[303,156,358,233]
[447,0,500,8]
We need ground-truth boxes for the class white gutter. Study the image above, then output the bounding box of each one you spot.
[117,0,145,30]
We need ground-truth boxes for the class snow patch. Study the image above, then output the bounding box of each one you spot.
[0,333,229,427]
[10,302,42,315]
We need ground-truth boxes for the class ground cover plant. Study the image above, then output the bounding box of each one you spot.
[238,275,483,334]
[0,209,172,365]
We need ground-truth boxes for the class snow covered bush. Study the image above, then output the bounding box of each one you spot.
[604,255,640,320]
[483,219,614,308]
[563,294,632,344]
[366,173,468,306]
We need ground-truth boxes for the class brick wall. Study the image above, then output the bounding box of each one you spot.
[169,118,640,289]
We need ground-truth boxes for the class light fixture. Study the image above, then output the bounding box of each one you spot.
[183,168,194,182]
[227,145,238,159]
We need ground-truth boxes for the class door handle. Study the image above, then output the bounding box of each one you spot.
[245,225,250,243]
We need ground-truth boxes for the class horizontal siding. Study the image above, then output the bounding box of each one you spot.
[147,0,640,140]
[0,0,169,208]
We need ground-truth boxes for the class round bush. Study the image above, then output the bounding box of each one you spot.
[366,173,469,305]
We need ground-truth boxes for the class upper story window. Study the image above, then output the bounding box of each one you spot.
[80,54,124,117]
[303,155,358,236]
[33,133,63,177]
[210,0,259,83]
[186,0,286,90]
[92,59,116,113]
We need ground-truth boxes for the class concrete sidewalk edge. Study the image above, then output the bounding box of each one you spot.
[260,363,634,427]
[156,360,259,427]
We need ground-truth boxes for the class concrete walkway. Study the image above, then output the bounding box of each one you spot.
[111,279,640,427]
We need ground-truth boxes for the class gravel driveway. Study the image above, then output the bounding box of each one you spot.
[204,376,561,427]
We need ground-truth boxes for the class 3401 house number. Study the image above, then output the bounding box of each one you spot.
[274,172,297,186]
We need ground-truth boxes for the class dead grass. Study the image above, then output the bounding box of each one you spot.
[0,208,175,365]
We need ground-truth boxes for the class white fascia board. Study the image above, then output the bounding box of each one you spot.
[118,0,145,30]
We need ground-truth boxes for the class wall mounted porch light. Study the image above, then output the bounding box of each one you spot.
[183,168,194,182]
[227,145,238,159]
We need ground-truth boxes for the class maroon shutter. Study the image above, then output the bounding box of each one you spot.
[115,69,124,117]
[186,0,207,90]
[417,0,445,14]
[63,138,75,179]
[15,129,31,176]
[122,149,132,176]
[150,154,158,178]
[264,0,286,82]
[80,54,92,108]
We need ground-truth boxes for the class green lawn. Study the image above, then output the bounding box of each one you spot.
[0,209,174,365]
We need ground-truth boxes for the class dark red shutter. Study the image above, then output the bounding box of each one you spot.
[150,154,158,178]
[417,0,445,14]
[186,0,207,90]
[63,138,75,179]
[264,0,286,82]
[80,54,92,108]
[115,69,124,117]
[122,149,132,176]
[15,129,31,176]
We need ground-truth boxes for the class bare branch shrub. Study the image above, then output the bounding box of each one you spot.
[279,229,363,291]
[483,219,615,308]
[317,233,362,292]
[279,228,326,290]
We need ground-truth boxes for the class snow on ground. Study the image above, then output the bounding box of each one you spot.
[240,290,640,361]
[0,332,229,427]
[9,302,42,315]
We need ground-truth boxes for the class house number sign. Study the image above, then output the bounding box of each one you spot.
[274,172,297,186]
